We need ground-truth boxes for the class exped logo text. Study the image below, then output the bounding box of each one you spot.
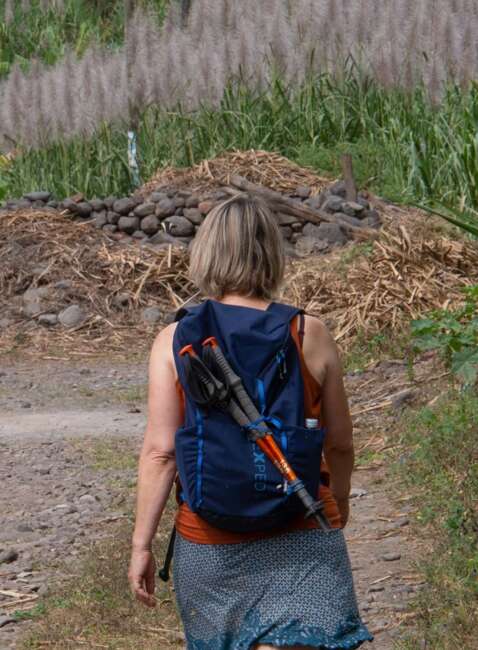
[252,444,267,491]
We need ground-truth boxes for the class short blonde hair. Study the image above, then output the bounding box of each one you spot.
[189,193,285,299]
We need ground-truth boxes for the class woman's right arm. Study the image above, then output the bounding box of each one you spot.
[129,323,182,607]
[303,316,354,526]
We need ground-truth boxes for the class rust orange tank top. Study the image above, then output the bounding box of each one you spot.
[174,314,342,543]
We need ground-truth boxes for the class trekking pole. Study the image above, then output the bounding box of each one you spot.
[202,338,332,532]
[158,526,176,582]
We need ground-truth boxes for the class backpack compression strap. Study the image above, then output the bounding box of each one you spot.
[298,312,305,349]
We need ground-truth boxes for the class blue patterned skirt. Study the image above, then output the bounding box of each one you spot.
[173,528,374,649]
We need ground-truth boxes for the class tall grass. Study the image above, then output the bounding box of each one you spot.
[2,0,478,153]
[393,391,478,649]
[0,0,126,76]
[3,72,478,209]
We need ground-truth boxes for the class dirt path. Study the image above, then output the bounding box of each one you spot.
[0,354,433,649]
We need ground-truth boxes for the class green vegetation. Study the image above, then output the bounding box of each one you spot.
[343,328,414,375]
[2,75,478,206]
[418,202,478,238]
[412,285,478,385]
[394,391,478,650]
[0,0,168,76]
[13,603,46,622]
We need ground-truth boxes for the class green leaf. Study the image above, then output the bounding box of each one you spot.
[415,202,478,238]
[411,318,439,336]
[413,334,444,352]
[451,348,478,385]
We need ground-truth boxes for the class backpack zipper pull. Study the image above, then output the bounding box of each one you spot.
[276,349,287,379]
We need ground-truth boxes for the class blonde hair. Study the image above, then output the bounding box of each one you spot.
[189,193,285,299]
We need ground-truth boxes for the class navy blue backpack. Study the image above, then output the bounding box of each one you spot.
[173,299,326,533]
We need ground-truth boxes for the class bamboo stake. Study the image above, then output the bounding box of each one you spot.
[341,153,358,201]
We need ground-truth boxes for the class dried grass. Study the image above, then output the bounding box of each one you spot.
[0,210,193,360]
[140,149,329,197]
[283,206,478,346]
[1,167,477,360]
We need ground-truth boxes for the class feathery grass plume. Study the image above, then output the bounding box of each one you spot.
[290,0,314,43]
[5,64,27,144]
[3,0,478,154]
[43,65,62,141]
[172,30,198,111]
[186,0,209,45]
[89,47,109,125]
[441,14,458,80]
[180,0,191,27]
[149,35,167,107]
[324,0,337,29]
[21,0,30,13]
[20,63,38,148]
[223,34,240,81]
[33,64,52,147]
[59,49,78,137]
[375,51,393,90]
[267,2,292,80]
[130,7,157,110]
[403,56,415,93]
[79,49,99,136]
[235,18,258,87]
[4,0,14,24]
[202,0,229,39]
[354,0,369,47]
[458,22,474,89]
[162,0,182,33]
[161,29,182,108]
[428,58,442,105]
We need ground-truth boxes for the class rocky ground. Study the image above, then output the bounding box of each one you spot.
[0,351,436,649]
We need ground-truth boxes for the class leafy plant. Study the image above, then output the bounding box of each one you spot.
[411,285,478,385]
[393,391,478,649]
[416,201,478,238]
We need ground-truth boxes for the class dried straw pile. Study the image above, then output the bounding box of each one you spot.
[284,209,478,345]
[141,150,329,197]
[0,210,193,359]
[1,187,477,360]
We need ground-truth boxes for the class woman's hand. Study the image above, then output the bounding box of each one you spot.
[336,497,350,528]
[128,547,156,608]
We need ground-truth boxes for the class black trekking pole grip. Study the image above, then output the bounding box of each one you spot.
[158,527,176,582]
[203,339,261,422]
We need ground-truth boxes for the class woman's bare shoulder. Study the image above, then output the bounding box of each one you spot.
[150,323,178,362]
[302,314,340,380]
[303,314,335,347]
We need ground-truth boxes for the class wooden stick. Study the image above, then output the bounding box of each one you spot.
[341,153,358,201]
[227,176,377,240]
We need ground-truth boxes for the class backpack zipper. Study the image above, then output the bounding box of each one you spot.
[276,348,287,380]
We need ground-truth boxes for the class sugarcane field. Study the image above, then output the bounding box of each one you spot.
[1,2,477,650]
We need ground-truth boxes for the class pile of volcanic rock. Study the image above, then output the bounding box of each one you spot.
[0,181,381,256]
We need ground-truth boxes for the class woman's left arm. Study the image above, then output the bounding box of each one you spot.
[129,324,182,607]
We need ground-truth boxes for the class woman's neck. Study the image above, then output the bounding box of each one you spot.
[214,294,272,310]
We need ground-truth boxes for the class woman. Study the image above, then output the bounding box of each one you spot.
[128,194,373,649]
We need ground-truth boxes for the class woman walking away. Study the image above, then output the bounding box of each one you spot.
[128,194,374,650]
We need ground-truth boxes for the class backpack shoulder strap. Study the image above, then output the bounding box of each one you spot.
[267,301,303,323]
[174,306,190,322]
